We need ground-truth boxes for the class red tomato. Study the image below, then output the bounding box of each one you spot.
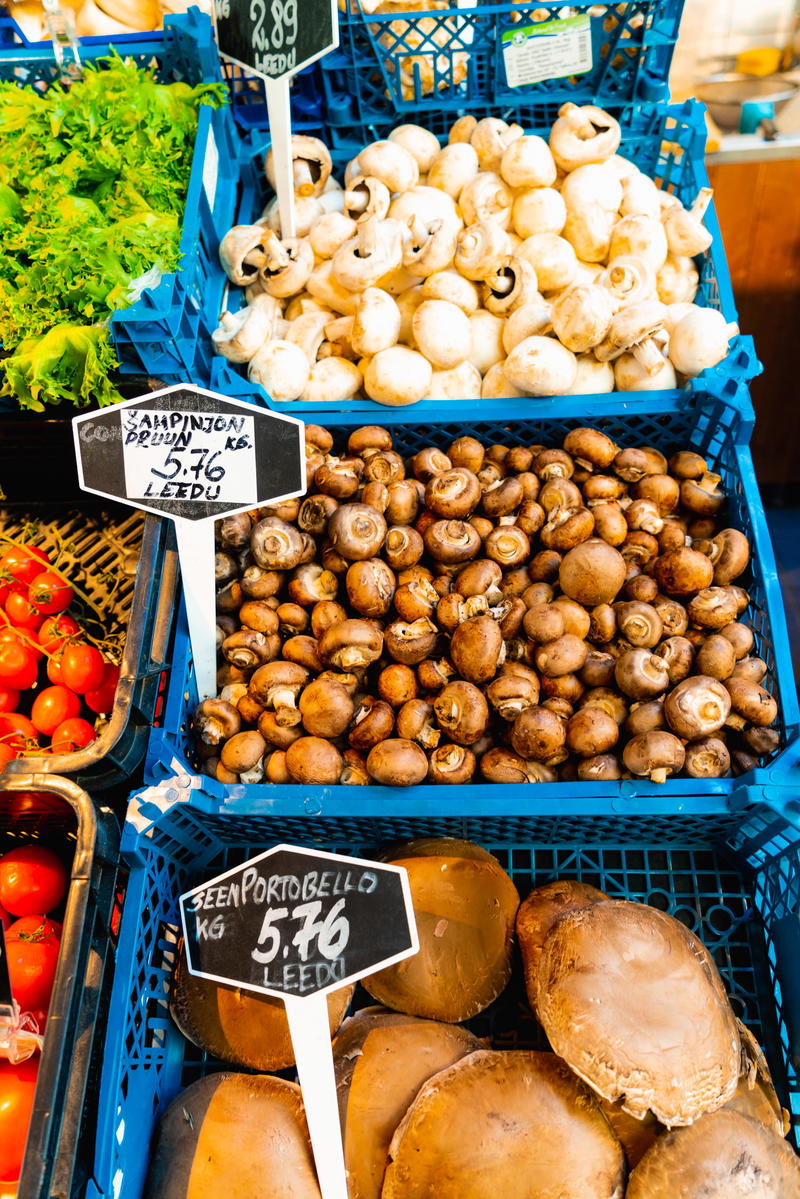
[50,718,96,754]
[0,904,10,931]
[0,544,49,588]
[2,593,42,634]
[0,643,37,691]
[84,663,120,715]
[0,845,66,916]
[30,687,81,737]
[59,645,104,694]
[0,630,41,664]
[0,1056,38,1181]
[0,689,19,716]
[0,715,38,756]
[5,916,60,1013]
[0,746,14,770]
[8,916,61,939]
[27,572,72,617]
[45,656,63,686]
[38,614,80,654]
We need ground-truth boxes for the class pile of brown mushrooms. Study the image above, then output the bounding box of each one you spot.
[194,422,780,787]
[214,104,739,406]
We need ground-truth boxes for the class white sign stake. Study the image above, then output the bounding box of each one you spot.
[285,993,349,1199]
[174,519,218,702]
[264,76,297,239]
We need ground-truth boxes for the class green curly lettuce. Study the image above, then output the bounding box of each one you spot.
[0,56,227,409]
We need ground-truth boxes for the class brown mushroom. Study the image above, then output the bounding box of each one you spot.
[285,736,343,784]
[708,528,750,585]
[299,678,354,738]
[378,664,419,707]
[349,697,395,750]
[535,634,588,678]
[433,681,489,746]
[384,618,439,665]
[328,504,387,561]
[346,558,396,617]
[654,546,714,595]
[566,708,619,757]
[384,526,425,571]
[288,563,338,606]
[615,648,670,700]
[687,587,740,630]
[396,698,440,749]
[724,678,778,728]
[220,730,267,776]
[427,744,476,784]
[511,706,566,762]
[614,601,663,648]
[366,739,428,786]
[450,615,504,684]
[664,675,731,739]
[655,635,694,684]
[684,735,731,779]
[319,619,384,670]
[695,634,737,680]
[625,700,666,737]
[251,517,305,570]
[249,661,309,726]
[424,520,482,564]
[558,539,626,606]
[194,698,241,747]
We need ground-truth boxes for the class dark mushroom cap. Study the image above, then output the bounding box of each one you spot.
[366,739,428,786]
[535,900,741,1125]
[626,1110,800,1198]
[559,539,626,606]
[450,615,503,684]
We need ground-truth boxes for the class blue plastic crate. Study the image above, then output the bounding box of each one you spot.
[325,0,684,121]
[0,9,241,393]
[222,58,324,132]
[145,379,800,821]
[206,100,757,417]
[87,790,800,1199]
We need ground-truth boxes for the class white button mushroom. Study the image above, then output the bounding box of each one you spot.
[551,284,615,353]
[349,288,402,357]
[560,163,622,215]
[595,300,669,375]
[421,270,481,314]
[657,255,699,305]
[458,172,513,230]
[403,216,459,277]
[549,103,622,172]
[285,310,332,366]
[565,354,615,394]
[668,308,739,378]
[609,215,668,271]
[449,115,477,145]
[364,346,433,406]
[395,285,425,346]
[427,142,480,198]
[517,233,579,293]
[599,254,657,309]
[265,135,332,199]
[388,124,441,173]
[426,361,482,401]
[358,140,420,194]
[343,175,392,222]
[614,351,677,391]
[454,221,511,281]
[664,188,714,257]
[470,117,524,172]
[505,336,578,395]
[259,232,314,299]
[219,224,267,286]
[512,188,567,239]
[499,135,557,189]
[247,340,310,402]
[332,215,403,291]
[482,258,541,316]
[412,299,472,369]
[309,212,358,260]
[301,357,363,404]
[562,206,615,264]
[620,172,661,219]
[502,300,553,353]
[467,310,506,374]
[212,295,283,364]
[389,186,462,236]
[481,361,525,399]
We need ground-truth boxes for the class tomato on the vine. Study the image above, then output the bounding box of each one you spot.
[0,544,49,589]
[59,644,104,694]
[51,718,96,753]
[5,916,60,1013]
[38,613,80,654]
[9,915,61,939]
[0,688,19,716]
[0,745,14,770]
[0,1056,38,1181]
[2,593,42,633]
[28,571,73,617]
[0,845,66,916]
[84,663,119,715]
[0,642,37,690]
[0,628,42,664]
[46,655,63,685]
[30,687,81,737]
[0,714,38,756]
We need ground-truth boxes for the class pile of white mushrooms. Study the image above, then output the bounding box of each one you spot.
[214,104,740,407]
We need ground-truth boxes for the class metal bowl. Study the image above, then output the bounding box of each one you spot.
[695,73,799,131]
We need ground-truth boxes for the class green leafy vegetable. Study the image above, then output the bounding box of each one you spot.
[0,54,226,410]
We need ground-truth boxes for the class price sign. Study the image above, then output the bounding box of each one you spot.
[212,0,339,237]
[180,845,418,1199]
[73,386,306,699]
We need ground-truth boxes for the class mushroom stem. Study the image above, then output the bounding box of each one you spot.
[325,315,355,343]
[650,767,668,784]
[486,268,514,296]
[271,688,302,727]
[217,310,239,332]
[691,187,713,220]
[357,215,379,258]
[632,337,666,376]
[263,231,291,271]
[293,159,315,197]
[726,712,747,731]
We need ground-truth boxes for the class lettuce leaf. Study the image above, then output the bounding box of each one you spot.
[0,56,226,409]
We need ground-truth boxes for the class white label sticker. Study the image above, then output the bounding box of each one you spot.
[121,408,258,507]
[502,14,592,88]
[203,125,219,209]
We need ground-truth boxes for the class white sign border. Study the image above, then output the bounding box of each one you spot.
[178,843,420,1001]
[72,384,308,523]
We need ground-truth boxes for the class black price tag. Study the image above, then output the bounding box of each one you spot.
[0,926,13,1009]
[73,385,305,522]
[179,845,418,999]
[214,0,338,80]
